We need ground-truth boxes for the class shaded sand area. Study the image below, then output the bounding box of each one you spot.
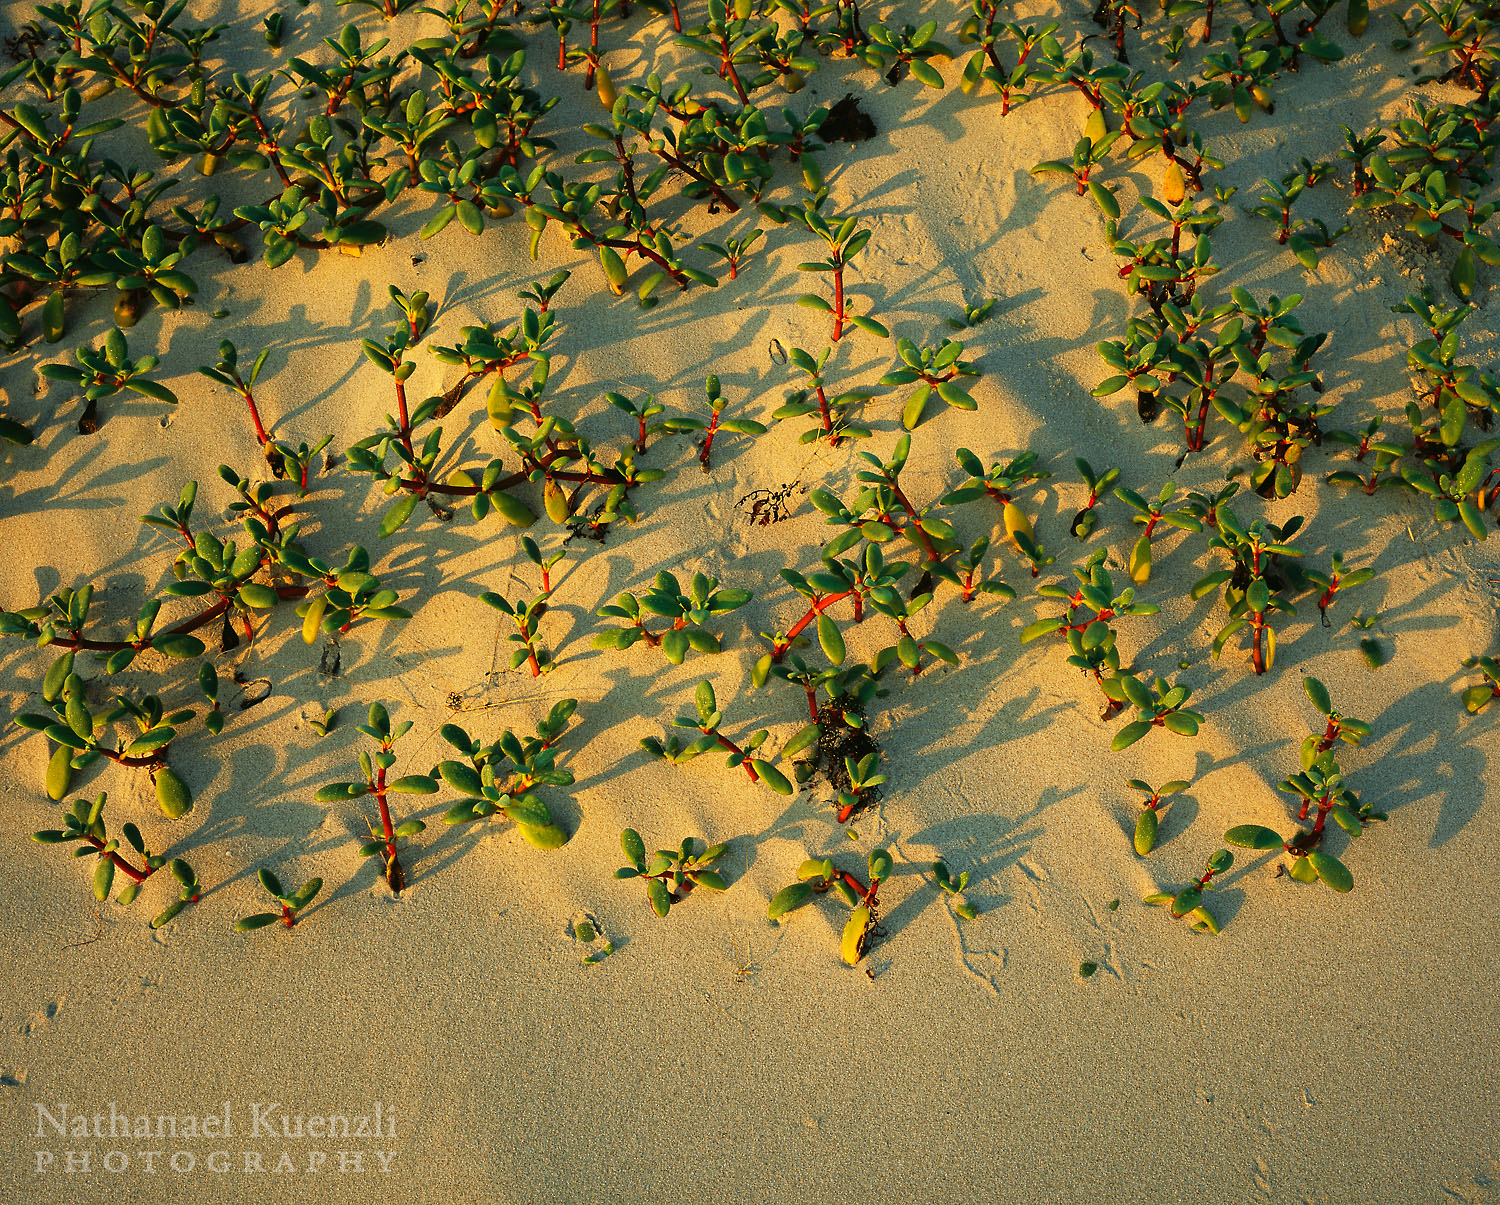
[1,3,1498,1201]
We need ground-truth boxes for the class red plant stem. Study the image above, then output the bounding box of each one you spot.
[375,768,395,846]
[1311,797,1332,834]
[805,688,819,722]
[831,260,846,341]
[1316,717,1338,752]
[1190,392,1212,450]
[885,480,942,562]
[324,79,354,118]
[720,37,750,103]
[373,765,401,885]
[240,386,272,447]
[586,0,600,87]
[47,585,308,653]
[394,378,415,459]
[1316,579,1341,615]
[613,136,639,208]
[1251,613,1266,674]
[396,452,625,497]
[100,747,166,768]
[814,383,834,433]
[836,869,876,903]
[105,61,174,108]
[604,233,692,285]
[282,902,295,928]
[84,837,148,883]
[699,411,721,469]
[710,732,759,782]
[774,589,856,658]
[249,113,294,188]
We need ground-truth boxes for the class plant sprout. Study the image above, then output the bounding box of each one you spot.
[615,830,730,916]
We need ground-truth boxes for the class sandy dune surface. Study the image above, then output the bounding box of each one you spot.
[1,3,1498,1201]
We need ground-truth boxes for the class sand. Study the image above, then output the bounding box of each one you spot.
[1,2,1498,1201]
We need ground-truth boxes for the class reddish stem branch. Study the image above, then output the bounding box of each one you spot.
[773,589,857,659]
[711,732,759,782]
[85,836,149,883]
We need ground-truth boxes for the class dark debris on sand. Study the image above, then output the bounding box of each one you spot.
[819,94,876,144]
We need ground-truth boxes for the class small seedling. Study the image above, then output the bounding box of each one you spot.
[1224,824,1356,892]
[772,345,877,444]
[832,751,887,822]
[1114,481,1202,584]
[1072,458,1121,538]
[235,868,322,930]
[606,392,667,455]
[932,858,977,919]
[13,667,197,817]
[436,700,577,849]
[1032,132,1122,214]
[199,341,280,469]
[39,329,178,434]
[149,859,203,929]
[640,681,794,794]
[1302,555,1376,624]
[1300,676,1372,763]
[571,913,616,963]
[1104,672,1203,751]
[1278,752,1386,840]
[314,702,434,892]
[948,536,1016,604]
[787,189,888,343]
[946,298,996,329]
[32,792,199,925]
[1129,778,1189,854]
[615,829,730,916]
[1144,849,1232,933]
[699,228,764,279]
[662,376,767,470]
[479,587,555,676]
[594,571,750,664]
[1462,654,1500,713]
[868,586,960,678]
[768,848,891,966]
[880,337,981,431]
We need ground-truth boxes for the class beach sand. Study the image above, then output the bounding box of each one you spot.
[1,4,1497,1201]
